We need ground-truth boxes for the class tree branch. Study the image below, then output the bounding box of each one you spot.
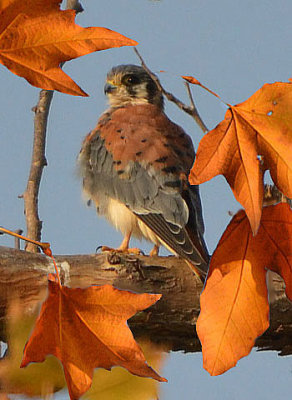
[134,47,208,133]
[22,2,84,252]
[23,90,53,252]
[0,247,290,354]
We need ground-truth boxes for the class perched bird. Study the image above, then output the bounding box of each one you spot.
[78,64,209,277]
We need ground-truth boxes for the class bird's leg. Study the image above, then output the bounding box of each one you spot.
[117,232,131,252]
[149,244,160,256]
[101,232,142,255]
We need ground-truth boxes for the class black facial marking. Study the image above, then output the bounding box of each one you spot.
[127,86,137,97]
[164,180,181,188]
[146,80,158,103]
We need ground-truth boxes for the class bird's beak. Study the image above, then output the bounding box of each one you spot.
[104,82,117,95]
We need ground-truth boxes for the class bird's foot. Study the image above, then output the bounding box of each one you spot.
[98,245,144,255]
[125,247,144,255]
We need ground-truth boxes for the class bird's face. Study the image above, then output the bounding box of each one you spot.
[104,64,164,109]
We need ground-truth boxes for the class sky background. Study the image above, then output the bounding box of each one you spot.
[0,0,291,398]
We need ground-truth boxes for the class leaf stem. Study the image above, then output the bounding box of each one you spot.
[0,226,51,253]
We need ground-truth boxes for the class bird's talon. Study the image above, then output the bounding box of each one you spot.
[100,246,116,253]
[95,245,103,253]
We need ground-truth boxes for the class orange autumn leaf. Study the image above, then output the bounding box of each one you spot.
[0,0,137,96]
[85,340,168,400]
[20,277,165,400]
[0,0,61,30]
[197,203,292,376]
[190,82,292,234]
[257,203,292,298]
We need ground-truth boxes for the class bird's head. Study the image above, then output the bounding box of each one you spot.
[104,64,164,109]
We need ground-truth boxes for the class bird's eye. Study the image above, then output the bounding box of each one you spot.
[122,74,140,85]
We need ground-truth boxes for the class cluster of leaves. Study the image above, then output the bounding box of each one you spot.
[184,76,292,374]
[0,0,291,399]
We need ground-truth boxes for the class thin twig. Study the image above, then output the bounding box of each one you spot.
[134,47,208,133]
[0,225,51,254]
[14,229,23,250]
[184,81,196,110]
[22,1,84,252]
[23,90,53,252]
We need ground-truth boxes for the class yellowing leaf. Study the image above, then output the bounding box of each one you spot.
[85,341,168,400]
[0,301,65,397]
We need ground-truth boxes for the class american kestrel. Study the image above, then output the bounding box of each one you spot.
[78,64,209,277]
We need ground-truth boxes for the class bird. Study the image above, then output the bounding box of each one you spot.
[78,64,209,278]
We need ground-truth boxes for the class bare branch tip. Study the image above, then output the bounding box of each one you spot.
[133,47,142,61]
[184,81,195,108]
[66,0,84,13]
[133,49,208,133]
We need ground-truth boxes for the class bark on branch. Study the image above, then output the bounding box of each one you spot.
[22,90,53,253]
[0,247,290,355]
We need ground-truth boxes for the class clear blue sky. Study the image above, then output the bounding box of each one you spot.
[0,0,291,398]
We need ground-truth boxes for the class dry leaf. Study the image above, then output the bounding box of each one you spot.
[190,82,292,234]
[84,340,168,400]
[257,203,292,298]
[0,0,137,95]
[197,203,292,376]
[21,277,165,399]
[0,0,61,32]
